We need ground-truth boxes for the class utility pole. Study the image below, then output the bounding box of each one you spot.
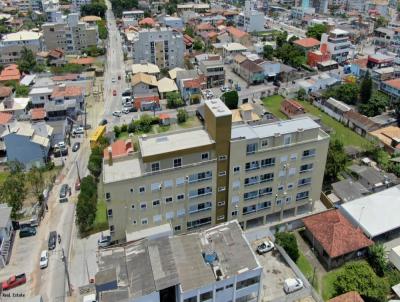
[62,248,72,296]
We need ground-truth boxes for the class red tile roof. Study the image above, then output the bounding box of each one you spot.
[227,26,248,39]
[343,110,379,131]
[51,85,84,98]
[52,74,79,81]
[293,37,320,48]
[0,64,21,82]
[183,78,202,89]
[183,34,194,47]
[103,140,133,159]
[283,99,304,110]
[48,48,64,59]
[139,17,156,27]
[303,210,373,258]
[30,108,46,120]
[196,23,214,31]
[352,57,368,68]
[328,292,364,302]
[159,113,170,120]
[133,95,160,110]
[0,112,12,125]
[70,57,95,65]
[0,86,12,98]
[384,78,400,90]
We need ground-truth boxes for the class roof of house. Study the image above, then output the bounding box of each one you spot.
[240,59,264,73]
[131,63,160,75]
[1,30,41,42]
[80,15,102,22]
[234,54,247,64]
[0,86,12,98]
[293,37,320,48]
[131,72,158,87]
[69,57,95,65]
[103,140,134,159]
[222,42,248,52]
[0,97,29,112]
[343,110,379,131]
[351,57,368,68]
[139,17,156,26]
[52,74,79,81]
[303,210,373,258]
[196,22,214,31]
[30,108,46,120]
[168,67,185,80]
[0,112,12,125]
[183,78,202,89]
[159,113,171,120]
[282,99,304,110]
[331,179,369,202]
[328,292,364,302]
[370,126,400,150]
[48,48,64,59]
[226,26,248,39]
[51,85,83,98]
[183,34,194,46]
[0,64,21,82]
[207,31,218,38]
[384,78,400,90]
[157,77,178,93]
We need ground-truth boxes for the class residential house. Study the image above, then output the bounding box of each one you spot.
[234,58,265,85]
[327,29,351,64]
[29,87,53,108]
[131,63,160,78]
[374,27,395,49]
[176,3,210,14]
[131,73,158,97]
[103,140,134,160]
[348,164,398,193]
[296,73,339,93]
[314,97,351,122]
[231,103,261,124]
[380,78,400,101]
[0,30,42,64]
[222,43,248,59]
[133,95,160,111]
[183,34,194,50]
[371,67,400,89]
[302,209,373,269]
[0,97,29,118]
[293,37,320,52]
[328,291,364,302]
[342,110,380,137]
[0,64,21,82]
[258,60,280,81]
[307,34,331,67]
[162,16,183,30]
[168,67,185,81]
[47,84,84,120]
[2,122,52,168]
[157,77,178,99]
[0,86,13,105]
[80,15,102,25]
[370,126,400,154]
[367,53,395,69]
[196,22,215,35]
[47,48,65,66]
[0,206,14,269]
[280,99,305,118]
[349,57,368,77]
[0,112,12,159]
[30,108,47,122]
[180,78,203,104]
[122,10,144,27]
[138,17,156,27]
[331,179,369,203]
[198,57,225,88]
[226,27,251,47]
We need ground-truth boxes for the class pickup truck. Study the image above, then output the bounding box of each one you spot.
[2,274,26,290]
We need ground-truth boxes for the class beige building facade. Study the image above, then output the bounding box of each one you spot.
[0,31,42,64]
[103,99,329,242]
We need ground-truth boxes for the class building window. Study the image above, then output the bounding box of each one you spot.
[298,177,311,187]
[217,201,225,206]
[140,202,147,209]
[219,155,227,161]
[187,217,212,229]
[290,153,297,161]
[296,191,309,201]
[245,161,259,171]
[284,134,292,145]
[151,162,160,171]
[132,220,137,225]
[201,152,209,160]
[226,284,233,289]
[234,166,240,173]
[261,158,275,167]
[107,209,113,217]
[139,186,145,193]
[218,186,226,192]
[260,173,274,183]
[259,187,272,196]
[189,201,212,213]
[278,185,284,191]
[165,197,173,203]
[300,163,313,173]
[219,171,226,176]
[200,291,213,302]
[141,218,148,225]
[231,210,238,216]
[174,225,181,231]
[177,194,185,201]
[288,183,294,189]
[176,177,185,186]
[109,225,115,233]
[130,188,134,193]
[236,276,260,290]
[261,139,269,147]
[105,192,111,200]
[152,200,160,207]
[131,204,135,209]
[303,149,316,158]
[246,143,257,155]
[173,158,182,168]
[217,215,225,221]
[216,287,224,292]
[244,190,258,200]
[184,297,197,302]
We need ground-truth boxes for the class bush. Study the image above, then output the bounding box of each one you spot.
[367,244,388,277]
[76,175,98,233]
[113,125,121,137]
[275,232,299,262]
[177,109,188,124]
[128,121,137,133]
[120,124,128,132]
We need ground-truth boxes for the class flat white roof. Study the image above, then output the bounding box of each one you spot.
[103,156,143,183]
[223,42,248,52]
[29,87,53,95]
[340,185,400,238]
[331,28,349,35]
[126,223,172,242]
[2,30,42,42]
[139,129,214,158]
[205,98,231,117]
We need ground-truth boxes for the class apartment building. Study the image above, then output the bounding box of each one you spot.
[95,220,262,302]
[103,98,329,242]
[198,57,225,88]
[0,31,43,64]
[42,13,98,54]
[132,27,184,69]
[122,10,144,27]
[327,28,351,64]
[236,1,265,33]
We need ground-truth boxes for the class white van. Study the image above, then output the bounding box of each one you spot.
[39,250,49,269]
[283,278,303,294]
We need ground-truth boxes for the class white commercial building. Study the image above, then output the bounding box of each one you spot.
[237,1,265,33]
[0,31,42,64]
[95,220,263,302]
[327,28,351,64]
[340,185,400,239]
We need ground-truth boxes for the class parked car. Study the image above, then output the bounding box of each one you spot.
[112,90,117,96]
[2,274,26,290]
[19,227,36,238]
[111,77,116,83]
[39,250,49,269]
[112,111,122,117]
[99,119,107,126]
[48,231,57,250]
[59,184,69,199]
[98,235,111,248]
[257,240,275,254]
[72,142,80,152]
[122,108,130,114]
[283,278,303,294]
[73,127,84,135]
[75,179,81,191]
[121,89,131,97]
[57,141,66,149]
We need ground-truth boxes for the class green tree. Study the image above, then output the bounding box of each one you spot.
[324,139,348,183]
[80,2,106,17]
[83,46,105,57]
[222,91,239,109]
[263,45,274,60]
[365,143,390,169]
[297,88,307,101]
[27,167,45,201]
[166,91,184,109]
[138,114,153,132]
[275,232,299,262]
[375,16,388,29]
[184,25,195,38]
[18,47,36,73]
[15,85,29,97]
[359,91,389,117]
[113,125,121,137]
[276,31,288,48]
[76,175,98,233]
[324,83,360,105]
[275,43,305,68]
[368,244,388,277]
[177,109,188,123]
[96,20,108,40]
[306,24,328,40]
[333,261,389,302]
[88,146,103,179]
[193,38,203,51]
[0,166,26,219]
[110,0,138,17]
[360,71,372,104]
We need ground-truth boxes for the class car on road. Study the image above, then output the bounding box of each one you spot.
[2,274,26,291]
[19,227,36,238]
[98,235,111,248]
[48,231,57,250]
[121,89,131,97]
[99,119,108,126]
[112,90,117,96]
[39,250,49,269]
[59,184,69,199]
[283,278,303,294]
[112,111,122,117]
[73,127,84,135]
[112,77,116,83]
[72,142,80,152]
[75,179,81,191]
[57,141,66,149]
[257,240,275,254]
[122,107,130,114]
[118,75,121,80]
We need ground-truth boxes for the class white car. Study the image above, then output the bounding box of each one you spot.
[112,111,122,117]
[57,141,66,149]
[122,107,130,114]
[283,278,303,294]
[40,250,49,269]
[98,235,111,248]
[73,127,84,135]
[257,240,275,254]
[111,77,116,83]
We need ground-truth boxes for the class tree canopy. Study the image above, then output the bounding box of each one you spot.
[177,109,188,124]
[111,0,138,17]
[166,91,184,109]
[360,71,372,104]
[263,45,274,60]
[18,47,37,74]
[306,24,328,40]
[81,1,106,17]
[222,91,239,109]
[275,232,299,262]
[324,139,348,183]
[358,91,389,117]
[323,83,360,105]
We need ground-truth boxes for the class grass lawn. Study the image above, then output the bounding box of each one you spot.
[94,199,108,227]
[179,117,201,129]
[262,95,288,120]
[296,252,318,290]
[261,95,370,149]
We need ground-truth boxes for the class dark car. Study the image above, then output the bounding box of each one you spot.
[48,231,57,250]
[19,227,36,238]
[99,119,108,126]
[121,89,131,97]
[72,142,80,152]
[59,184,69,199]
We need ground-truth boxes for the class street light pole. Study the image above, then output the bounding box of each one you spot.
[61,248,72,296]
